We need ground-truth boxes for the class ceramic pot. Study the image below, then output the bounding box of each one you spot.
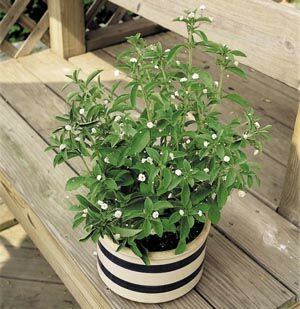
[97,220,211,303]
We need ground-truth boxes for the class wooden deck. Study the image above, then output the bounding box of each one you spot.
[0,31,299,308]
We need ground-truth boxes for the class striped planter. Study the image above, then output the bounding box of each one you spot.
[97,220,211,303]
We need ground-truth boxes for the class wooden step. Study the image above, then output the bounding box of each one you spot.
[0,62,296,307]
[9,51,299,295]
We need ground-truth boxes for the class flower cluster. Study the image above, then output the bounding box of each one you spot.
[47,7,270,262]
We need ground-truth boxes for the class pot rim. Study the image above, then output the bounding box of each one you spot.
[100,220,211,261]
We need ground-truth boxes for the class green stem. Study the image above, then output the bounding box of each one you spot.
[81,156,91,173]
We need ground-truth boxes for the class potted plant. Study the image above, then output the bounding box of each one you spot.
[47,7,270,303]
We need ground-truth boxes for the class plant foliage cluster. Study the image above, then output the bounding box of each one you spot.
[48,8,270,262]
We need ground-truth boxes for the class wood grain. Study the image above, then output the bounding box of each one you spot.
[278,106,300,227]
[48,0,85,58]
[0,202,17,231]
[0,98,294,308]
[0,40,17,57]
[0,224,35,249]
[109,0,300,89]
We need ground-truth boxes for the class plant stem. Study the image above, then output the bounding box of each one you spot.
[81,156,91,173]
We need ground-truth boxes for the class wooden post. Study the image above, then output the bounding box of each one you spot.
[48,0,85,59]
[278,105,300,227]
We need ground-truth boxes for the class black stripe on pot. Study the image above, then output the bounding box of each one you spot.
[98,240,207,273]
[97,257,204,294]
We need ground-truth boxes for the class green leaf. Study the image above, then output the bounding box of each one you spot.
[169,211,182,224]
[154,200,173,210]
[225,168,236,187]
[144,197,153,214]
[130,84,138,108]
[85,70,102,86]
[175,239,186,255]
[105,178,118,190]
[111,226,142,238]
[157,168,172,194]
[226,66,247,79]
[224,93,249,107]
[130,129,150,155]
[76,195,99,213]
[151,220,163,237]
[208,205,220,224]
[65,176,85,191]
[216,144,225,160]
[181,184,190,206]
[231,50,247,57]
[146,147,160,163]
[217,185,228,208]
[167,45,184,63]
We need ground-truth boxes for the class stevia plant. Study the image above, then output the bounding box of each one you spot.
[47,7,270,263]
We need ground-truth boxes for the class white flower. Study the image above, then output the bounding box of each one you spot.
[204,141,209,148]
[83,209,88,214]
[180,77,188,82]
[154,65,159,69]
[91,128,96,134]
[101,202,108,210]
[243,133,248,139]
[198,210,203,216]
[238,190,246,198]
[146,157,153,164]
[253,149,259,156]
[114,69,120,77]
[114,233,121,240]
[75,137,80,142]
[169,153,175,160]
[203,88,208,94]
[165,49,170,53]
[176,60,181,65]
[212,193,216,200]
[179,209,185,216]
[138,173,146,182]
[174,91,179,97]
[96,175,102,181]
[179,16,184,21]
[174,169,182,176]
[171,94,175,99]
[150,229,156,235]
[97,200,103,205]
[199,4,206,10]
[168,192,173,199]
[203,167,210,173]
[79,108,85,115]
[186,139,191,145]
[208,16,214,22]
[130,57,137,63]
[192,73,199,80]
[226,74,230,78]
[223,155,230,162]
[212,134,217,140]
[104,157,110,164]
[254,122,260,129]
[214,81,219,87]
[234,60,239,67]
[114,210,122,218]
[93,251,97,256]
[114,115,121,122]
[65,124,72,131]
[59,144,66,151]
[82,213,87,218]
[147,121,154,129]
[103,99,109,104]
[188,12,195,18]
[152,211,159,219]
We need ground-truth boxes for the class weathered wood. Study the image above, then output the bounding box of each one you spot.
[0,97,295,308]
[0,278,79,309]
[0,40,17,57]
[0,56,292,304]
[0,0,50,46]
[86,18,163,51]
[278,106,300,227]
[0,0,30,45]
[48,0,85,58]
[0,224,35,249]
[15,11,49,58]
[0,202,17,231]
[109,0,300,89]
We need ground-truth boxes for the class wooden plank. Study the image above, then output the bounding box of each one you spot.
[0,202,17,231]
[109,0,300,89]
[0,0,50,46]
[0,224,35,249]
[107,7,127,25]
[0,0,30,44]
[85,0,107,28]
[0,40,17,57]
[0,278,79,309]
[0,97,294,308]
[86,18,163,51]
[278,106,300,227]
[15,11,49,58]
[48,0,85,58]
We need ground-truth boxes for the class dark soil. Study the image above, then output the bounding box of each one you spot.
[139,221,204,252]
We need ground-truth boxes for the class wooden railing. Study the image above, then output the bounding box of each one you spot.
[0,0,49,58]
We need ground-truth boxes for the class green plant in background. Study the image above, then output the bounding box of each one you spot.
[47,7,270,263]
